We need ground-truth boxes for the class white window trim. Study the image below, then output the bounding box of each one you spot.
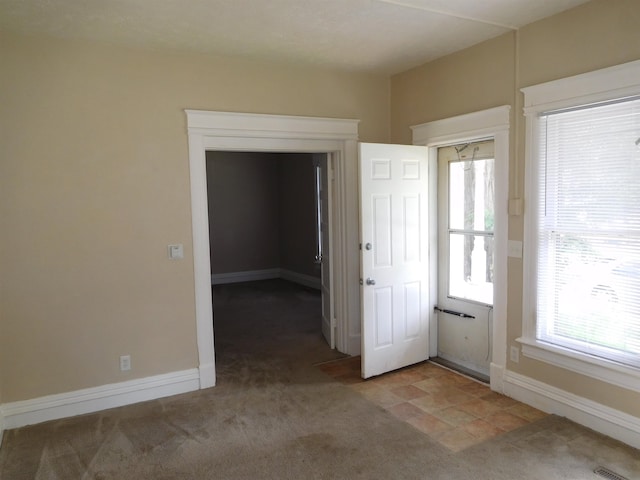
[412,105,510,393]
[519,59,640,393]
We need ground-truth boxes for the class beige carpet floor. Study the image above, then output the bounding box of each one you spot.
[1,279,638,479]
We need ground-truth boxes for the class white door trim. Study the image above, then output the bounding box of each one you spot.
[411,105,510,393]
[185,110,361,388]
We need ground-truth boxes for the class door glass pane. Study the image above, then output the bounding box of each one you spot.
[449,159,494,232]
[449,233,494,304]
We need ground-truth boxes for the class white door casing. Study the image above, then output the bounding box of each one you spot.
[186,111,361,389]
[359,143,430,379]
[411,105,510,393]
[316,154,335,349]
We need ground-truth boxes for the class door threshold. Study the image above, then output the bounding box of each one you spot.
[429,357,489,384]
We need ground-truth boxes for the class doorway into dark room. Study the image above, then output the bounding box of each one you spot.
[205,151,342,381]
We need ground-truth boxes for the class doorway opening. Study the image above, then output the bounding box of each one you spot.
[205,151,335,354]
[185,109,362,389]
[434,138,496,382]
[411,105,510,393]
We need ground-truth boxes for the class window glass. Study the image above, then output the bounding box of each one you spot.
[536,97,640,367]
[440,142,495,305]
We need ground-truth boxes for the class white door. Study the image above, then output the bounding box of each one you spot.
[436,140,495,379]
[315,155,335,349]
[360,143,430,378]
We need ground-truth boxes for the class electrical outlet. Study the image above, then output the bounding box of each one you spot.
[120,355,131,371]
[510,346,520,363]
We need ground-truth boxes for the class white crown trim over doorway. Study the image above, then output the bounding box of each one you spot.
[185,110,361,389]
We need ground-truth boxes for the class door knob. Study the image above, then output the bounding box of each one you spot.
[365,278,376,285]
[365,242,372,250]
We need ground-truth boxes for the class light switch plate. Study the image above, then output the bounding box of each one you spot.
[168,244,184,259]
[508,198,523,216]
[508,240,523,258]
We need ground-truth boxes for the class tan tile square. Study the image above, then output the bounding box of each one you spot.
[457,398,502,418]
[412,362,449,378]
[360,387,403,407]
[396,369,429,384]
[430,374,463,388]
[447,374,477,387]
[369,372,412,387]
[507,403,548,422]
[412,377,452,393]
[431,387,475,406]
[479,392,518,408]
[349,381,380,394]
[484,411,529,432]
[387,402,425,421]
[390,385,428,401]
[409,393,443,413]
[407,413,454,436]
[432,406,478,426]
[457,381,491,397]
[437,427,481,452]
[463,419,505,440]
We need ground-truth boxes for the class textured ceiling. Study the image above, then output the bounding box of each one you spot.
[0,0,591,74]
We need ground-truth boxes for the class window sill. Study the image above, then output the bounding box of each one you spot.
[516,337,640,393]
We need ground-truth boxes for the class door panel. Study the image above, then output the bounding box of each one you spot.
[436,140,494,378]
[360,143,429,379]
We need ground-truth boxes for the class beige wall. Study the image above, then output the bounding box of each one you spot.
[207,152,281,274]
[391,0,640,418]
[390,33,515,145]
[0,32,389,402]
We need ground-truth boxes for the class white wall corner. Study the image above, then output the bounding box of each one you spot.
[489,363,505,393]
[1,369,200,431]
[198,363,216,389]
[503,369,640,450]
[0,411,5,448]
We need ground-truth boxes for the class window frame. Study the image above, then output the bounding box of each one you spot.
[519,59,640,393]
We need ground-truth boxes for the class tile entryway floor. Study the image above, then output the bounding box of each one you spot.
[318,356,547,452]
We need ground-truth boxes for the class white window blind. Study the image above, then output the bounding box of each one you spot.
[535,96,640,368]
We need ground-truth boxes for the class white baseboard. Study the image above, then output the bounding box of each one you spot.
[280,269,321,290]
[0,368,200,431]
[503,370,640,449]
[211,268,321,290]
[211,268,280,285]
